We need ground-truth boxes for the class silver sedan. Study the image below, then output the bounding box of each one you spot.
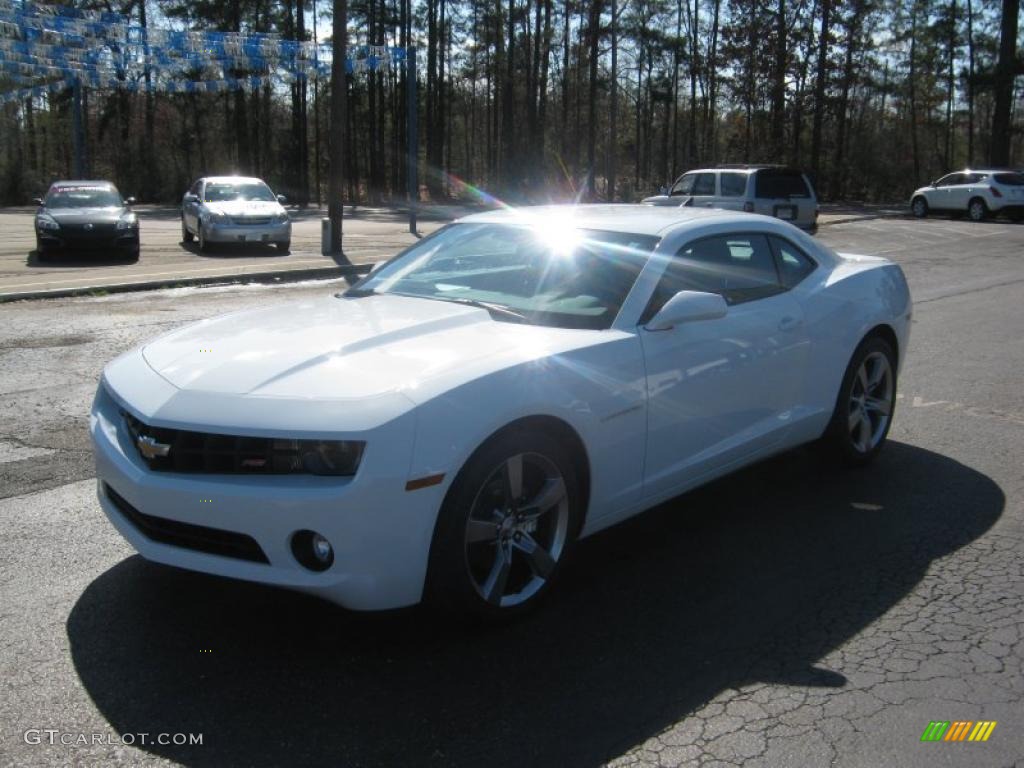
[181,176,291,253]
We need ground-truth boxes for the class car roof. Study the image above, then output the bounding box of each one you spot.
[202,176,267,185]
[457,204,779,237]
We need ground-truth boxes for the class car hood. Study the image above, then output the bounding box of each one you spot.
[140,294,582,403]
[45,207,125,224]
[201,200,284,217]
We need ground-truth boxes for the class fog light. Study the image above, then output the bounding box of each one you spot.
[312,534,332,563]
[291,529,334,572]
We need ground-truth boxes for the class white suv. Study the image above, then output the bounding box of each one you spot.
[643,165,820,231]
[910,170,1024,222]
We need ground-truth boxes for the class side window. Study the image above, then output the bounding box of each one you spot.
[692,173,716,196]
[935,174,962,187]
[755,171,811,199]
[965,173,986,185]
[670,174,696,196]
[720,173,747,197]
[770,236,816,289]
[642,234,782,321]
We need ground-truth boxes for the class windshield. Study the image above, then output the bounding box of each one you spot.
[45,186,122,208]
[204,182,276,202]
[347,222,658,330]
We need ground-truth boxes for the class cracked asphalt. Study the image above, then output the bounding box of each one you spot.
[0,217,1022,767]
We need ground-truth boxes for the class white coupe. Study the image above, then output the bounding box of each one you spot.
[91,206,912,619]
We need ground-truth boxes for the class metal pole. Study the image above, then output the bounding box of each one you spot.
[71,78,85,178]
[407,46,417,235]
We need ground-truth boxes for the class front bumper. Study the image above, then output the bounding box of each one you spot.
[90,378,441,611]
[204,219,291,244]
[37,227,138,253]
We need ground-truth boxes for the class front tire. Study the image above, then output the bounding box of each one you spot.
[276,240,290,254]
[426,428,581,622]
[197,223,210,253]
[967,197,988,222]
[911,196,928,218]
[181,217,194,243]
[825,336,898,466]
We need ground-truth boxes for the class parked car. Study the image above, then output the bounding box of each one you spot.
[643,165,819,231]
[91,205,910,620]
[34,180,139,261]
[181,175,291,253]
[910,169,1024,222]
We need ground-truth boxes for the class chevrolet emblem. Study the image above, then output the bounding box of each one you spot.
[136,434,171,459]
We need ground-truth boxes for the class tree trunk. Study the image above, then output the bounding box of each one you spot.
[810,0,831,187]
[328,0,348,254]
[586,0,602,199]
[607,0,618,200]
[989,0,1019,166]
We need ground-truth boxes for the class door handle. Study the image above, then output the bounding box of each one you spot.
[778,316,801,332]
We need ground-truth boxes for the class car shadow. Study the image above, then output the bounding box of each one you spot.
[67,441,1002,767]
[178,241,287,258]
[25,250,137,267]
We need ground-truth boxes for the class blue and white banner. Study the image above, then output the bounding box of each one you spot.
[0,0,410,102]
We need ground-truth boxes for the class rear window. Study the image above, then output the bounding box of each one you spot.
[755,171,811,199]
[993,173,1024,186]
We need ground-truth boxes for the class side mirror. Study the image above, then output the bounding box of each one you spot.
[125,196,136,206]
[658,185,669,196]
[277,194,287,204]
[183,193,198,204]
[33,197,44,206]
[645,290,728,331]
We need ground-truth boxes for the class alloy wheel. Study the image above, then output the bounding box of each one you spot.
[848,351,894,454]
[463,452,570,608]
[969,200,986,221]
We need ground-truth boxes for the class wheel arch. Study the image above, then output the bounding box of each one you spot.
[439,414,592,535]
[863,323,899,363]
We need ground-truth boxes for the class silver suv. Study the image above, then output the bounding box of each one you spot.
[643,165,819,231]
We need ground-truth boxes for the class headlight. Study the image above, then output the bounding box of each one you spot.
[36,214,60,231]
[207,211,231,224]
[117,213,137,230]
[272,439,365,476]
[272,212,290,224]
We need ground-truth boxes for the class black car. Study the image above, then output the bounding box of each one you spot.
[34,181,140,261]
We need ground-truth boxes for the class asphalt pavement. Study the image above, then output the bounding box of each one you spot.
[0,216,1022,767]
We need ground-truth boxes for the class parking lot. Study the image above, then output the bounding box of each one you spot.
[0,215,1022,767]
[0,205,446,299]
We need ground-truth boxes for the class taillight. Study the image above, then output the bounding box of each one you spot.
[743,202,754,213]
[990,186,1003,198]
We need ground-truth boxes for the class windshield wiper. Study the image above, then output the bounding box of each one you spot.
[430,296,529,323]
[340,287,377,297]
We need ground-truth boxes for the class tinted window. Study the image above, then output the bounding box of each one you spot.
[693,173,716,196]
[770,236,816,288]
[720,173,747,197]
[993,172,1024,186]
[755,170,810,199]
[643,234,781,319]
[670,174,696,196]
[935,174,963,187]
[964,173,986,184]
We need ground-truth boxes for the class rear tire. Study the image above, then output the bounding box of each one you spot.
[967,197,988,222]
[824,336,898,467]
[426,428,581,622]
[911,196,928,218]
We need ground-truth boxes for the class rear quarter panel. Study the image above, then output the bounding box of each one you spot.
[799,255,912,436]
